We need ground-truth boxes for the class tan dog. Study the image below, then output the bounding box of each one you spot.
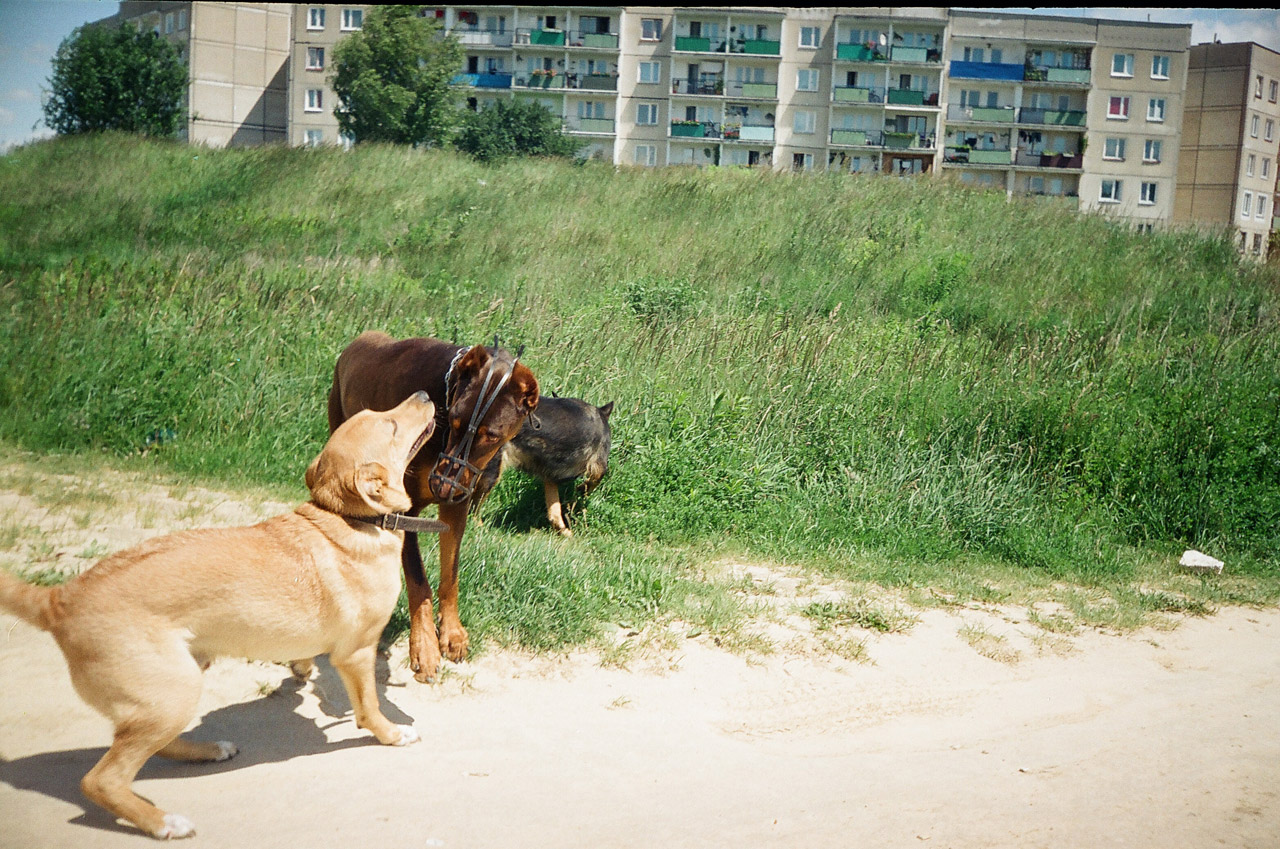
[0,391,437,840]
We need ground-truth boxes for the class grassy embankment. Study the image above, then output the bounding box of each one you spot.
[1,134,1277,655]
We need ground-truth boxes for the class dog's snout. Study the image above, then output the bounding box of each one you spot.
[411,390,431,404]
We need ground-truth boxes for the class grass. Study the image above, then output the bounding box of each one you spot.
[1,133,1278,655]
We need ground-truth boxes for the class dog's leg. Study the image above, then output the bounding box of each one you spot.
[542,479,572,537]
[330,644,419,746]
[156,737,238,763]
[436,500,470,663]
[402,532,441,683]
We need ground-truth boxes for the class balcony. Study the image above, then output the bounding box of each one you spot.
[737,39,781,56]
[514,72,564,89]
[831,129,872,146]
[830,130,935,150]
[1014,151,1083,169]
[567,116,616,134]
[566,30,619,50]
[886,88,938,107]
[1016,108,1087,127]
[945,147,1012,165]
[515,28,565,47]
[725,81,777,99]
[890,46,941,64]
[565,73,618,92]
[728,124,774,143]
[833,86,883,104]
[949,60,1025,82]
[670,120,722,139]
[1024,66,1091,85]
[672,78,723,96]
[452,72,513,89]
[452,29,514,48]
[837,43,887,62]
[675,35,715,52]
[947,104,1016,124]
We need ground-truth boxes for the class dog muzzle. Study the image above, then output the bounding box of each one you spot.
[429,355,515,504]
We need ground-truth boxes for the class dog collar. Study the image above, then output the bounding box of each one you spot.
[356,513,448,534]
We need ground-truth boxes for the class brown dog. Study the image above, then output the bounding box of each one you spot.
[324,331,539,682]
[0,392,437,839]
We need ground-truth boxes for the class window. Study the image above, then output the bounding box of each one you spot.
[1104,137,1126,160]
[636,102,658,125]
[1147,98,1166,122]
[307,7,324,30]
[990,48,1003,64]
[306,47,324,70]
[1137,223,1154,234]
[1140,182,1157,205]
[1257,195,1268,220]
[305,89,323,112]
[796,69,819,92]
[641,18,663,41]
[638,61,660,84]
[1247,154,1256,177]
[1242,191,1253,218]
[1267,119,1276,141]
[792,152,814,171]
[1111,53,1134,77]
[1251,114,1260,138]
[1256,75,1264,98]
[304,129,323,147]
[793,109,816,134]
[164,11,174,33]
[634,144,656,166]
[1100,179,1122,203]
[1108,96,1130,120]
[800,26,820,48]
[1264,158,1271,179]
[1151,55,1169,79]
[341,8,363,31]
[963,46,985,63]
[1271,80,1278,102]
[1254,233,1264,255]
[1143,139,1162,163]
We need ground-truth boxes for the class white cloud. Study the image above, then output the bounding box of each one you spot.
[3,88,38,104]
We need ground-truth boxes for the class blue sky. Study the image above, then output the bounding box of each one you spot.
[1,3,1279,152]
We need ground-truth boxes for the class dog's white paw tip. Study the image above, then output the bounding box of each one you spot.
[393,725,420,746]
[214,741,238,761]
[157,813,196,839]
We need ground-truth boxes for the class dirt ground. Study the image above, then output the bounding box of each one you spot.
[1,464,1278,848]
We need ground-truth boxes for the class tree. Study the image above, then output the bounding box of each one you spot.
[43,22,187,137]
[454,99,582,163]
[331,6,463,147]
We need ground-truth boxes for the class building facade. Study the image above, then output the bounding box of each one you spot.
[1175,42,1280,258]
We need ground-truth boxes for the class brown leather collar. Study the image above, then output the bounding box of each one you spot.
[355,513,448,534]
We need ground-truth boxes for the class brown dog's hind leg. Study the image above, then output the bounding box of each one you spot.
[402,532,442,682]
[156,736,238,763]
[435,500,471,663]
[543,479,571,537]
[330,644,419,746]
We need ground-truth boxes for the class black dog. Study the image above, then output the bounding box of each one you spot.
[470,396,613,536]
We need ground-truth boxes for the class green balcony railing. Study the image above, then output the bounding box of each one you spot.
[831,129,868,145]
[521,73,564,89]
[671,122,706,137]
[675,35,712,52]
[890,46,929,63]
[574,117,615,133]
[837,43,886,62]
[740,82,777,99]
[968,149,1012,165]
[887,88,925,106]
[528,28,565,46]
[883,131,915,149]
[741,39,781,55]
[578,32,618,49]
[1046,67,1091,84]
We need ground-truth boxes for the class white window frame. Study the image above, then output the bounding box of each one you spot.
[638,61,660,84]
[793,152,814,171]
[306,46,324,71]
[1108,96,1130,120]
[1251,114,1260,138]
[164,11,175,33]
[1257,195,1268,220]
[1139,181,1156,206]
[1267,119,1276,142]
[636,102,658,125]
[1247,154,1256,177]
[1111,53,1134,77]
[341,8,363,31]
[1242,191,1253,219]
[305,89,323,112]
[1100,179,1122,203]
[793,109,816,134]
[1103,137,1126,160]
[1143,139,1161,163]
[1147,98,1165,122]
[634,144,656,166]
[796,69,819,92]
[307,7,325,30]
[641,18,663,42]
[304,129,323,148]
[1264,158,1271,179]
[1151,55,1169,80]
[799,26,820,49]
[1256,75,1264,98]
[1272,80,1279,103]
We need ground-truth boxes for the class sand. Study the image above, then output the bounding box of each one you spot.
[1,469,1278,848]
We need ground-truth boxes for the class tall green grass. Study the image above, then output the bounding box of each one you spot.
[1,134,1277,650]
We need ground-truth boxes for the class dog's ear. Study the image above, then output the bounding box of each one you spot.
[453,344,493,390]
[513,367,539,416]
[305,453,349,515]
[598,401,614,420]
[355,462,412,515]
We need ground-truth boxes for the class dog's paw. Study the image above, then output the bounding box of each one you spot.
[288,658,316,680]
[392,725,421,747]
[212,741,238,762]
[155,813,196,839]
[439,627,470,663]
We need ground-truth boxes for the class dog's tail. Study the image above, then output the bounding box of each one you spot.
[0,569,61,631]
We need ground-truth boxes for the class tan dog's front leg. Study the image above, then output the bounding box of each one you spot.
[330,644,418,746]
[436,500,470,663]
[543,479,571,537]
[402,533,441,683]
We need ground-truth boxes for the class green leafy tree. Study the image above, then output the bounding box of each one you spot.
[454,99,582,163]
[43,22,187,137]
[331,6,463,146]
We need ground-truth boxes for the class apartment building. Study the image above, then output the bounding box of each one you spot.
[97,1,290,146]
[1175,42,1280,258]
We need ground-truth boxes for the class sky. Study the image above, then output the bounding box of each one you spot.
[1,3,1278,152]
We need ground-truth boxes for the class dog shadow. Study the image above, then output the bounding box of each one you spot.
[0,654,413,836]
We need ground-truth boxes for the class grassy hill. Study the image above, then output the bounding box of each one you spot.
[1,133,1277,650]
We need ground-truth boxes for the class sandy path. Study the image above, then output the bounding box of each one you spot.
[0,461,1277,847]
